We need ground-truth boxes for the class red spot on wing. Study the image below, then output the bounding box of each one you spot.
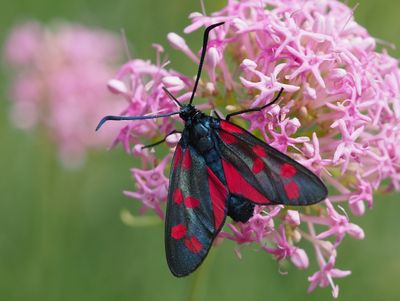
[252,158,265,174]
[173,188,183,204]
[173,145,182,170]
[207,168,228,229]
[222,160,271,204]
[184,236,203,253]
[284,181,300,200]
[219,132,237,144]
[220,120,243,133]
[171,224,187,240]
[253,144,267,157]
[182,148,192,170]
[281,163,297,178]
[184,196,200,208]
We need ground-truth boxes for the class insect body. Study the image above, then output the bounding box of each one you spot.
[97,22,328,277]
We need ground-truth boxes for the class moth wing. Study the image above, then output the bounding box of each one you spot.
[165,142,228,277]
[215,120,327,205]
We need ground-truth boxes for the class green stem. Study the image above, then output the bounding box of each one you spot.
[187,246,219,301]
[120,209,162,227]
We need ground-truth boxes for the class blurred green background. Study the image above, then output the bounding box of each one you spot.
[1,1,400,300]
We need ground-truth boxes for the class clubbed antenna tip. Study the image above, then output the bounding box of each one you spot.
[95,116,109,131]
[95,111,182,131]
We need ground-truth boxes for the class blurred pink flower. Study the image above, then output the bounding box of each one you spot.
[104,0,400,297]
[4,21,125,168]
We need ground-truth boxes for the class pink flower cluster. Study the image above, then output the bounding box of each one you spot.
[4,21,125,168]
[107,0,399,297]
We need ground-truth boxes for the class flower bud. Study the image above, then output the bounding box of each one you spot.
[285,210,301,226]
[291,248,309,269]
[167,33,189,51]
[108,79,129,95]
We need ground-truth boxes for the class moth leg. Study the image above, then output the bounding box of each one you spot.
[211,110,222,119]
[142,130,182,149]
[226,88,284,121]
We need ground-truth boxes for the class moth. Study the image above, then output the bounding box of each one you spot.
[96,22,328,277]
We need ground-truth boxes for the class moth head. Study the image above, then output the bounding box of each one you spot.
[179,105,198,122]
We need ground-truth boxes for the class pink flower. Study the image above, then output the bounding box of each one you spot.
[307,254,351,298]
[108,58,188,152]
[103,0,400,297]
[263,225,309,269]
[124,155,170,219]
[4,21,125,168]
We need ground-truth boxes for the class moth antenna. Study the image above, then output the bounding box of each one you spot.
[95,111,181,131]
[163,87,183,107]
[189,22,225,105]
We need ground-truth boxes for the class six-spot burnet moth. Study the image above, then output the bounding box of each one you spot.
[96,22,328,277]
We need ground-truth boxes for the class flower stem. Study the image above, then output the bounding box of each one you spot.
[187,246,218,301]
[120,209,162,227]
